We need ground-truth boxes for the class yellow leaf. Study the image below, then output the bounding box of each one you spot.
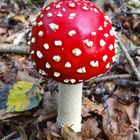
[12,15,26,23]
[7,81,41,112]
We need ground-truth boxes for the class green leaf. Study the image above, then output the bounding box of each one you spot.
[7,81,42,112]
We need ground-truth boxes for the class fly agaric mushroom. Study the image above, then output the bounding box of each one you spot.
[29,0,116,132]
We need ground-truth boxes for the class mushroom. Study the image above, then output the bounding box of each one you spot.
[29,0,116,132]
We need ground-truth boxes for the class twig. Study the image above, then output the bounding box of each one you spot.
[115,79,140,87]
[136,89,140,129]
[89,74,131,85]
[2,131,17,140]
[117,39,140,81]
[100,83,113,133]
[117,38,140,133]
[0,44,29,54]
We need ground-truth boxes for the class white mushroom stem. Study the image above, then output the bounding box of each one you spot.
[57,83,83,132]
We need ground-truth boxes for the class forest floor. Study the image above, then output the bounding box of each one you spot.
[0,0,140,140]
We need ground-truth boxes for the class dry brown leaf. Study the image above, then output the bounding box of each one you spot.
[16,69,38,82]
[44,121,61,140]
[104,81,115,94]
[61,126,82,140]
[3,70,17,84]
[0,10,8,18]
[0,109,31,120]
[0,27,6,35]
[102,98,136,140]
[18,56,26,63]
[0,61,8,73]
[81,117,101,139]
[82,96,104,117]
[17,126,28,140]
[43,91,58,112]
[5,33,19,43]
[36,92,58,122]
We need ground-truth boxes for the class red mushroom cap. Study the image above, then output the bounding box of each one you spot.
[30,0,116,84]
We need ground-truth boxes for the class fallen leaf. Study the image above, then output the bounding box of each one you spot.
[11,15,26,23]
[44,121,61,140]
[7,81,42,112]
[82,96,104,117]
[36,91,58,122]
[0,27,6,35]
[5,33,19,43]
[81,117,101,139]
[127,0,140,8]
[16,69,38,82]
[0,84,11,109]
[61,126,82,140]
[102,98,136,140]
[0,10,9,18]
[16,126,28,140]
[0,109,31,120]
[104,81,115,94]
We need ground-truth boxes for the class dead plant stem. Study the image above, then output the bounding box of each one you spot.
[2,131,17,140]
[117,38,140,81]
[0,44,29,54]
[89,74,131,85]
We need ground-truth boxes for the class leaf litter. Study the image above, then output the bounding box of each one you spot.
[0,0,140,139]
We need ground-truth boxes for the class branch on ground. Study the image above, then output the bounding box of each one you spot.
[0,44,29,54]
[117,38,140,81]
[89,74,131,85]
